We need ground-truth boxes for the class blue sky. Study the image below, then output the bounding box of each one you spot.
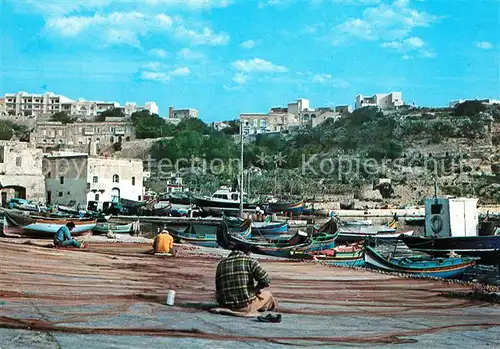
[0,0,498,122]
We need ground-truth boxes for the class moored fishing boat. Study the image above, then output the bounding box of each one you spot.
[194,187,258,216]
[335,216,413,243]
[2,209,96,238]
[364,246,479,279]
[401,196,500,265]
[217,219,339,258]
[169,223,228,248]
[93,222,133,235]
[224,216,289,236]
[266,199,304,215]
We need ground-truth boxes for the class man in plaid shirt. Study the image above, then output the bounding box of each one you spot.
[216,243,277,314]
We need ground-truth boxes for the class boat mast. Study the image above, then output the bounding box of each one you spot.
[239,119,244,217]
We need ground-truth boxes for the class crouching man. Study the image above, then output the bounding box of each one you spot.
[215,243,277,314]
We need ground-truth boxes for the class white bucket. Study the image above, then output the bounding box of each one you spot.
[166,290,176,306]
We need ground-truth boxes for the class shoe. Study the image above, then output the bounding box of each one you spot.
[257,313,282,323]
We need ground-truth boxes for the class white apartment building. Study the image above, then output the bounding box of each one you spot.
[2,91,74,117]
[43,152,144,209]
[355,92,404,110]
[2,91,159,118]
[240,98,343,135]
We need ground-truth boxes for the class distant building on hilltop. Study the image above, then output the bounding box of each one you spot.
[168,107,199,120]
[240,98,346,135]
[1,91,158,118]
[31,121,136,150]
[355,92,404,110]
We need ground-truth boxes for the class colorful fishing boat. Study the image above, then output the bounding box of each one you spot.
[93,222,133,235]
[402,196,500,265]
[217,219,338,258]
[266,200,304,215]
[224,216,289,236]
[169,223,227,248]
[335,216,413,243]
[364,246,479,279]
[288,241,365,266]
[2,209,96,238]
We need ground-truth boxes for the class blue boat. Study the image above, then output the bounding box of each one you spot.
[217,219,339,258]
[225,216,289,237]
[169,224,219,248]
[265,200,304,215]
[364,247,479,279]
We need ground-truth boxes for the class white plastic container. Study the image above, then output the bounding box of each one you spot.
[166,290,176,306]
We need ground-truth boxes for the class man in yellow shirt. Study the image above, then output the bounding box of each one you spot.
[153,229,175,255]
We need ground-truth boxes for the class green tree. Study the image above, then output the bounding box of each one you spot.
[51,111,73,124]
[100,107,124,118]
[454,100,486,117]
[176,118,210,134]
[131,110,172,139]
[0,121,14,140]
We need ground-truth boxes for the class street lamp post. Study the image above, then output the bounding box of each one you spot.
[239,120,244,217]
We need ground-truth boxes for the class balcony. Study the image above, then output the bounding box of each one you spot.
[114,127,125,135]
[83,128,95,135]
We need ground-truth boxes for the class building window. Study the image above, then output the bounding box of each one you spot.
[93,176,98,183]
[67,191,70,195]
[110,136,114,143]
[138,195,142,201]
[60,176,64,184]
[58,192,63,197]
[48,172,51,178]
[132,176,135,186]
[95,193,100,201]
[112,174,119,183]
[0,146,4,163]
[125,136,130,141]
[87,183,90,190]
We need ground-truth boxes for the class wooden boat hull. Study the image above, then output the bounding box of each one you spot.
[336,230,414,244]
[291,249,365,267]
[170,230,218,247]
[267,200,304,215]
[3,217,96,238]
[93,222,133,235]
[195,197,258,215]
[364,247,479,278]
[401,235,500,265]
[225,217,289,236]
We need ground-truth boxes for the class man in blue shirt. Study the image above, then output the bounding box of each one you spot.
[54,222,82,248]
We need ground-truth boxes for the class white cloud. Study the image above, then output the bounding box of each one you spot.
[231,58,288,73]
[149,48,169,58]
[240,40,256,49]
[232,72,248,85]
[258,0,291,8]
[312,73,332,84]
[45,12,173,47]
[145,0,232,10]
[420,49,436,58]
[177,48,205,60]
[170,67,190,76]
[382,36,434,58]
[141,66,190,83]
[144,61,161,70]
[475,41,493,50]
[336,0,439,42]
[17,0,112,16]
[382,36,424,50]
[43,11,229,47]
[173,26,230,46]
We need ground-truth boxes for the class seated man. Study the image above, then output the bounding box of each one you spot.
[153,229,175,255]
[215,243,277,314]
[54,222,83,248]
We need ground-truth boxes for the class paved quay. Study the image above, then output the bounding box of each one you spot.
[0,240,499,348]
